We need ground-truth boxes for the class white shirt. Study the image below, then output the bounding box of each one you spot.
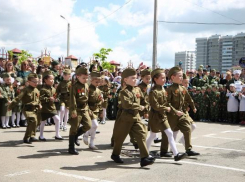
[239,94,245,111]
[226,92,239,112]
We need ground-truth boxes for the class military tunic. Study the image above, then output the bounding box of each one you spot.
[112,85,149,158]
[8,86,40,139]
[69,81,91,135]
[137,81,150,117]
[40,85,58,120]
[56,80,71,108]
[0,84,15,116]
[88,84,103,120]
[166,83,196,150]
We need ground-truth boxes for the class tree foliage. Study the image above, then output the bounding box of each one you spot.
[93,48,115,72]
[8,50,33,64]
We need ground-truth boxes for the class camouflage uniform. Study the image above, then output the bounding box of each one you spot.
[198,87,209,121]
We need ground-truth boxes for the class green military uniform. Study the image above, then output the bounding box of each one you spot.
[68,67,91,155]
[0,74,15,118]
[148,69,171,154]
[219,85,227,122]
[107,82,119,120]
[98,82,110,122]
[12,77,24,115]
[208,69,220,85]
[56,69,72,109]
[166,67,196,151]
[112,68,150,165]
[88,72,103,120]
[8,73,40,143]
[192,87,201,121]
[40,72,58,121]
[198,87,209,121]
[209,85,219,122]
[192,68,209,87]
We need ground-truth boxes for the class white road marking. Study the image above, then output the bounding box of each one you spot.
[159,160,245,173]
[5,170,31,177]
[191,145,245,152]
[236,128,245,131]
[221,130,245,134]
[203,133,242,141]
[42,169,114,182]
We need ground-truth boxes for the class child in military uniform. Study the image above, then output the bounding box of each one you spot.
[11,77,24,127]
[56,69,71,131]
[39,71,63,141]
[148,68,187,161]
[166,66,200,156]
[68,67,91,155]
[198,87,209,121]
[0,73,15,129]
[226,84,239,123]
[111,68,155,167]
[8,73,41,144]
[83,71,103,150]
[99,77,110,124]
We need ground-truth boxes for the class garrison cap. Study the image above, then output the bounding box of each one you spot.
[63,69,71,74]
[122,68,136,78]
[140,69,151,77]
[90,71,101,78]
[42,70,53,78]
[168,66,182,78]
[2,73,11,79]
[51,60,59,66]
[28,73,38,79]
[211,69,216,72]
[76,67,88,75]
[196,87,201,91]
[151,68,164,78]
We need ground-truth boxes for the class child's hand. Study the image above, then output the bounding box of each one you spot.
[193,109,197,113]
[144,113,149,119]
[166,107,171,112]
[176,111,184,116]
[71,113,77,118]
[213,102,216,106]
[140,106,145,111]
[49,97,54,102]
[39,104,42,109]
[187,107,190,112]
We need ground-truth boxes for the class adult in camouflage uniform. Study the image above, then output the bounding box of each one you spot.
[198,87,209,121]
[208,69,220,85]
[210,85,219,122]
[192,68,209,88]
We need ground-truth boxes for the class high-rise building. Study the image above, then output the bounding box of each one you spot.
[175,51,196,73]
[196,32,245,73]
[196,38,208,68]
[221,35,233,73]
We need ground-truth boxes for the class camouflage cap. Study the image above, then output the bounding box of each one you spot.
[1,73,11,79]
[15,77,23,84]
[140,69,151,77]
[122,68,137,78]
[63,69,71,74]
[192,86,196,89]
[168,66,182,78]
[197,68,203,71]
[28,73,38,79]
[216,92,220,96]
[219,84,223,88]
[196,87,201,91]
[211,84,217,88]
[201,86,206,90]
[207,85,212,89]
[42,70,53,78]
[90,71,101,79]
[151,68,164,78]
[211,69,216,72]
[76,67,88,75]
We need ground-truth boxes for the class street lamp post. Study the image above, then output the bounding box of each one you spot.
[60,15,70,57]
[152,0,158,69]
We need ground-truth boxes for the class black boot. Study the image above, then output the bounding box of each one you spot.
[154,138,162,143]
[186,149,200,156]
[68,135,79,155]
[75,127,84,146]
[140,157,154,167]
[160,151,172,157]
[111,154,124,163]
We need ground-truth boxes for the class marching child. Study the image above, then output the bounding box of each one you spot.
[56,69,71,131]
[111,68,154,167]
[39,71,63,141]
[8,73,41,144]
[99,77,110,124]
[83,71,103,150]
[68,67,91,155]
[166,66,199,156]
[148,68,187,161]
[239,85,245,125]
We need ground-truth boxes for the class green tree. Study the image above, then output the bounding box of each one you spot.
[93,48,115,72]
[8,50,33,65]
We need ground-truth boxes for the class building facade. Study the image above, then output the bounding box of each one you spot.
[175,51,196,73]
[196,32,245,73]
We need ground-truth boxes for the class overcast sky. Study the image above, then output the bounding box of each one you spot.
[0,0,245,68]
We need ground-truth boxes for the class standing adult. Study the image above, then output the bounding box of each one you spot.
[192,68,209,87]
